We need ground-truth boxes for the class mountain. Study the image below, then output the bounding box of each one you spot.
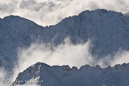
[0,16,44,70]
[1,9,129,70]
[13,62,129,86]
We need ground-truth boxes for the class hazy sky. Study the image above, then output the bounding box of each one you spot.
[0,0,129,26]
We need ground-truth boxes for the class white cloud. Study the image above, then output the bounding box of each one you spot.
[0,68,11,86]
[98,50,129,67]
[12,38,93,81]
[1,38,129,85]
[0,0,129,26]
[12,38,129,80]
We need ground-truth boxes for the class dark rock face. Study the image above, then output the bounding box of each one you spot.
[14,62,129,86]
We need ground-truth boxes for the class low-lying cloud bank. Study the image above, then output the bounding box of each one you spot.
[13,38,93,81]
[1,38,129,85]
[12,38,129,81]
[0,0,129,26]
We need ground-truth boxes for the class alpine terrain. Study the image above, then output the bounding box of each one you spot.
[0,9,129,85]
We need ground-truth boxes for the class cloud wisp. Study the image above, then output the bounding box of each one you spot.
[13,38,93,81]
[11,38,129,81]
[1,38,129,85]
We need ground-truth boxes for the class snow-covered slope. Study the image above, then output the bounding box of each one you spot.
[1,9,129,70]
[13,62,129,86]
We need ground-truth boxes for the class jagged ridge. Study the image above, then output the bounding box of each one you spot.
[14,62,129,86]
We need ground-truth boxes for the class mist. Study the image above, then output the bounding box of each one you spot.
[0,68,6,86]
[98,50,129,67]
[12,38,129,82]
[13,38,93,81]
[1,38,129,85]
[0,0,129,26]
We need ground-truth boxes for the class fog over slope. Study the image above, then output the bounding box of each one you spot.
[0,0,129,26]
[1,9,129,85]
